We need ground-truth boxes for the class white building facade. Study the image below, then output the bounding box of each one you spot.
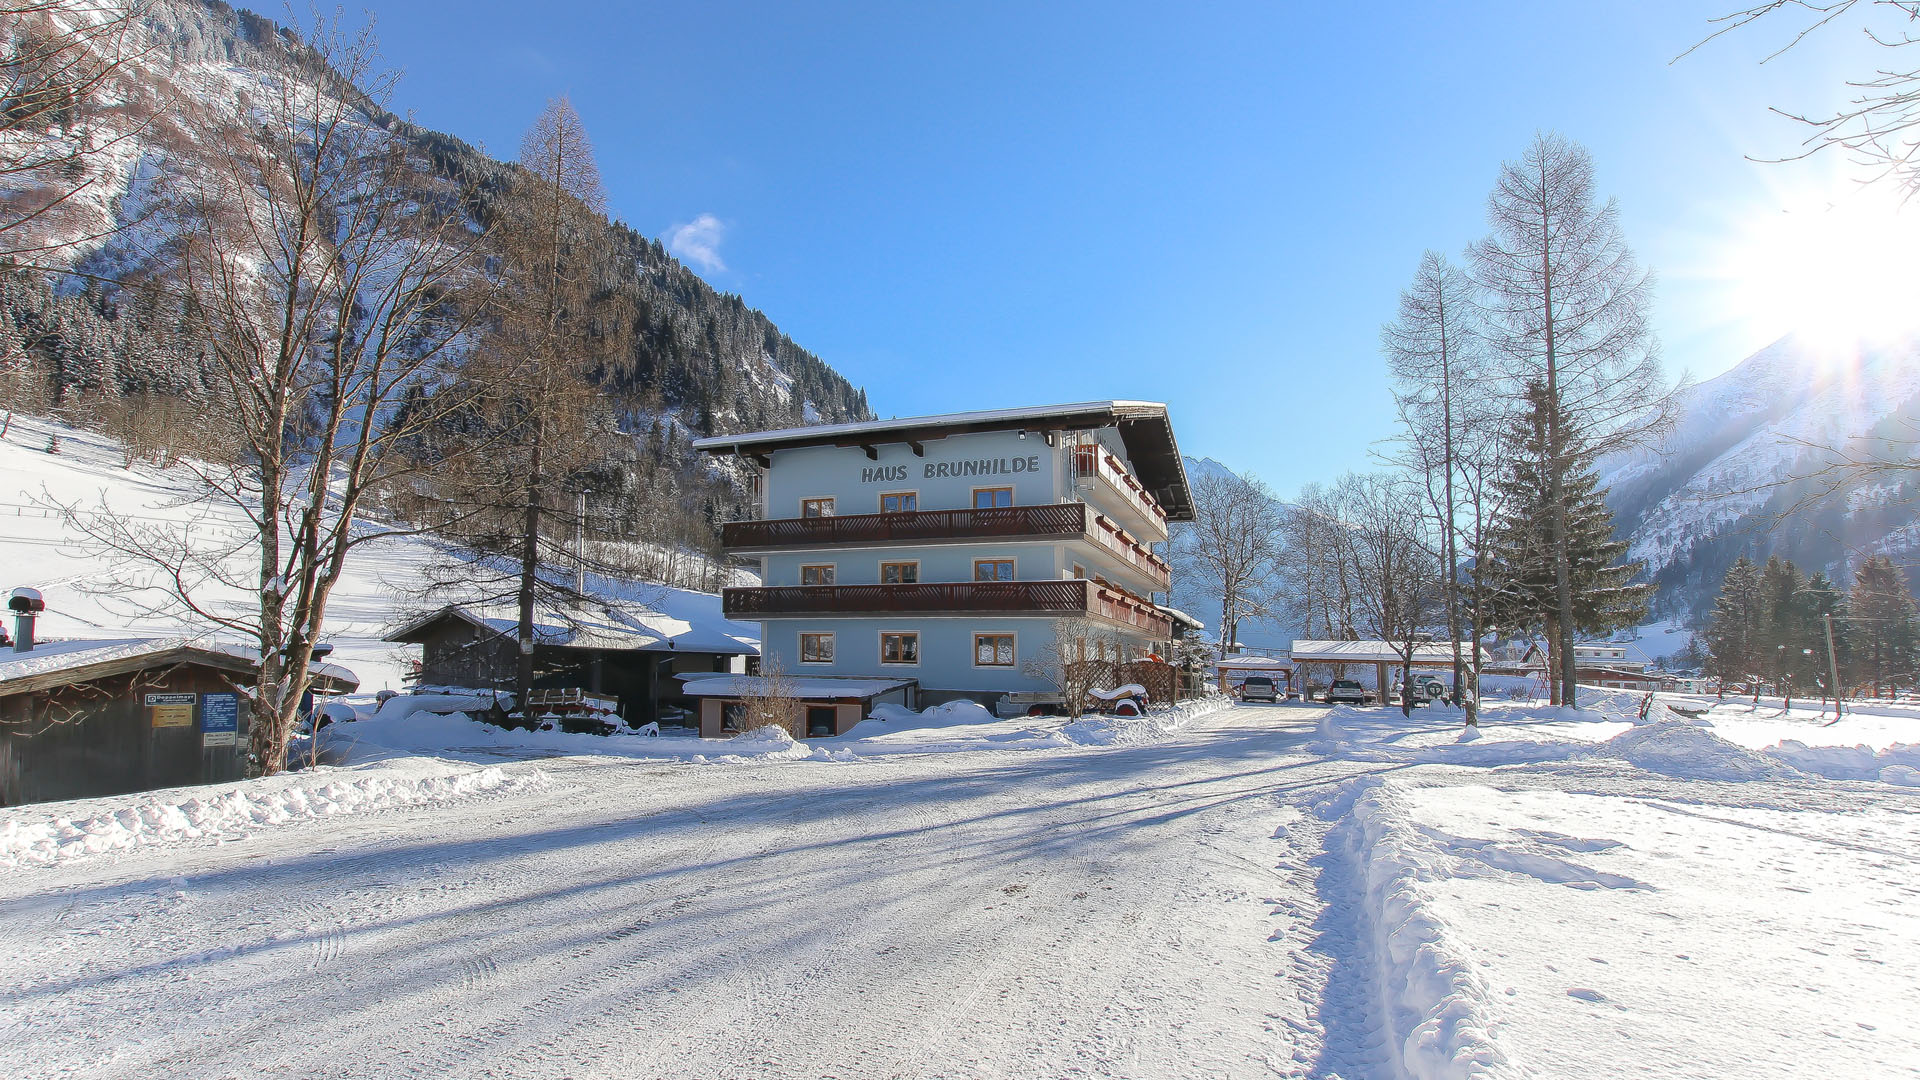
[693,402,1194,716]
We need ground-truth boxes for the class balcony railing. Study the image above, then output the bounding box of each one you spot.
[723,579,1172,638]
[1086,513,1170,585]
[1073,445,1167,536]
[721,502,1170,590]
[723,503,1084,550]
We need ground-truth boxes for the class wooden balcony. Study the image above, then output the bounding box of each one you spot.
[722,579,1173,638]
[722,503,1170,590]
[1073,445,1168,539]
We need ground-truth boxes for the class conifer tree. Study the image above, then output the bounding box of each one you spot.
[1704,555,1763,684]
[1847,556,1918,696]
[1483,382,1650,702]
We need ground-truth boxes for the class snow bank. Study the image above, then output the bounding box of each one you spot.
[1766,740,1920,785]
[1058,693,1234,746]
[839,694,1235,755]
[1318,777,1519,1080]
[1597,721,1803,782]
[0,760,548,868]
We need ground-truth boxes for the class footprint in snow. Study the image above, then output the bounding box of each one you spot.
[1567,987,1608,1003]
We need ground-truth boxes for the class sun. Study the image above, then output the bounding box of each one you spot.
[1725,186,1920,357]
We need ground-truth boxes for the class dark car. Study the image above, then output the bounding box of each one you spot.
[1240,675,1280,703]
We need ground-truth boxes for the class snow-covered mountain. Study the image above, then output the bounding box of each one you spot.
[4,0,869,435]
[1598,334,1920,615]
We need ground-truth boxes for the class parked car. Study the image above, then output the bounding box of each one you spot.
[1240,675,1280,703]
[1399,675,1447,706]
[1324,679,1372,705]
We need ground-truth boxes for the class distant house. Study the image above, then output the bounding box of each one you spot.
[385,592,758,725]
[1576,665,1663,692]
[0,637,358,806]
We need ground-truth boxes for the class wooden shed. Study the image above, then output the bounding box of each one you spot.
[386,596,757,726]
[0,638,359,807]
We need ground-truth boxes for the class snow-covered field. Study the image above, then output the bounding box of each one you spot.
[4,695,1915,1079]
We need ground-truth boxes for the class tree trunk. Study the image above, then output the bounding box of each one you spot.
[515,423,544,723]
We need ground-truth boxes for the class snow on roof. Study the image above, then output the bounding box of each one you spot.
[388,587,759,656]
[1160,607,1206,631]
[676,674,914,699]
[0,637,359,694]
[1288,640,1488,665]
[689,401,1170,451]
[1214,655,1292,670]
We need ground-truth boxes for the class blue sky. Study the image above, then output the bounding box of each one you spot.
[365,2,1892,496]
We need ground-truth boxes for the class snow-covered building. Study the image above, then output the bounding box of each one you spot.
[384,594,757,726]
[693,401,1193,731]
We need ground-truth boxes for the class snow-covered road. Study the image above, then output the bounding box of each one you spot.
[2,707,1376,1080]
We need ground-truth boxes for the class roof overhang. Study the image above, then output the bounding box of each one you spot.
[692,401,1194,522]
[0,643,359,698]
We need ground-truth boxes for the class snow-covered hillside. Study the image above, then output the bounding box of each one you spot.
[0,414,753,692]
[1599,333,1920,610]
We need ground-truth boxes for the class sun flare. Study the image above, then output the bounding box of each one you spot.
[1725,187,1920,357]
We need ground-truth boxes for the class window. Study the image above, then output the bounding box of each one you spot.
[880,491,917,513]
[721,702,747,733]
[799,632,834,664]
[801,497,835,518]
[880,632,920,665]
[800,564,835,586]
[881,561,919,584]
[973,487,1012,509]
[806,706,838,738]
[1071,564,1086,579]
[975,558,1015,581]
[975,633,1016,667]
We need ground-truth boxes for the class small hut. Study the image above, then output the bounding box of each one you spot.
[0,637,358,806]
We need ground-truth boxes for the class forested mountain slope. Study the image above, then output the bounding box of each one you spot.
[1598,334,1920,619]
[1,0,870,474]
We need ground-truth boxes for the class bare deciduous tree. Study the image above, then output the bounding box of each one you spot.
[1173,470,1285,655]
[0,1,156,263]
[1692,1,1920,195]
[468,96,633,716]
[1471,132,1674,707]
[1023,616,1127,719]
[739,659,799,734]
[1382,249,1491,722]
[60,16,493,773]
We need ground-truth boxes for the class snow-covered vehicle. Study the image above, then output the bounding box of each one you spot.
[1239,675,1279,703]
[1324,679,1372,705]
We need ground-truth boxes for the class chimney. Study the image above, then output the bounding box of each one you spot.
[10,587,44,653]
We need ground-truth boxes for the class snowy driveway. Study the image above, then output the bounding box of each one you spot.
[2,706,1365,1080]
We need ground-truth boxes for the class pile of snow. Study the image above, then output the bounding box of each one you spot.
[327,710,825,766]
[1318,777,1512,1080]
[0,759,548,868]
[1766,740,1920,786]
[1596,721,1804,782]
[1059,693,1233,746]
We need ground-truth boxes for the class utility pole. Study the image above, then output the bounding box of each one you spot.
[1823,612,1843,724]
[574,490,587,597]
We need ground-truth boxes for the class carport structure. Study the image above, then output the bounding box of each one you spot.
[1286,639,1487,698]
[1214,655,1294,695]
